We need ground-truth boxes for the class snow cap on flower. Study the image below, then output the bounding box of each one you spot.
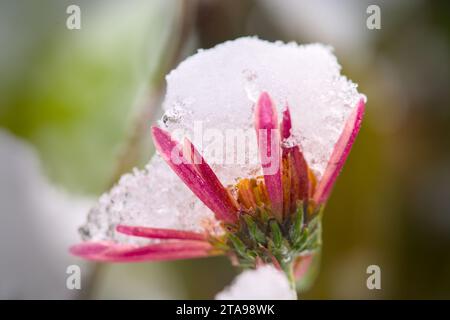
[215,265,296,300]
[79,37,364,244]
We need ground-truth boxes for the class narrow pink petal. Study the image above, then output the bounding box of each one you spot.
[255,92,283,219]
[281,107,310,204]
[70,240,214,262]
[183,137,239,214]
[293,254,313,280]
[313,98,365,205]
[291,148,309,200]
[117,225,207,241]
[104,241,213,262]
[69,242,133,261]
[70,242,117,257]
[280,106,292,141]
[152,126,237,224]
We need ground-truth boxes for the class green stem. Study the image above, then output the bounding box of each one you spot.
[282,262,298,299]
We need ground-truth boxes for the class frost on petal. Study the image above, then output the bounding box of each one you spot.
[80,37,363,244]
[215,265,296,300]
[161,37,363,182]
[79,156,220,244]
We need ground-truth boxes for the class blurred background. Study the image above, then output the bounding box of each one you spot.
[0,0,449,299]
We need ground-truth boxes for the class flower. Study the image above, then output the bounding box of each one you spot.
[71,91,364,278]
[71,37,365,289]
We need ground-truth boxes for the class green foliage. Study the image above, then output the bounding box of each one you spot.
[0,1,177,194]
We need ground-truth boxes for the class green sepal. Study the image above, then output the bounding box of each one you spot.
[227,233,247,258]
[289,203,304,244]
[257,207,271,223]
[269,220,283,249]
[243,215,266,244]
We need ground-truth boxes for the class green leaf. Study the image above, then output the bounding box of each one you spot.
[0,0,179,194]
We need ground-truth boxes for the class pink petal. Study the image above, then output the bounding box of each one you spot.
[70,240,214,262]
[280,107,309,212]
[313,98,365,205]
[280,106,293,141]
[117,225,207,241]
[183,137,239,214]
[70,241,118,258]
[152,126,238,224]
[255,92,283,219]
[293,254,314,280]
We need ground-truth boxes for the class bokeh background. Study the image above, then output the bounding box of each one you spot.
[1,0,449,299]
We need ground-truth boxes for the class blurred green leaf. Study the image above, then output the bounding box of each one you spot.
[0,0,178,194]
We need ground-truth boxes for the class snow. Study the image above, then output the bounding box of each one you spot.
[162,37,362,181]
[79,156,218,243]
[81,37,363,242]
[215,265,296,300]
[0,130,92,298]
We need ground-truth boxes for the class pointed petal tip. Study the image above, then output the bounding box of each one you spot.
[357,97,366,118]
[255,92,283,218]
[150,125,164,140]
[69,242,111,259]
[258,91,271,104]
[152,124,238,224]
[70,240,216,262]
[281,105,292,140]
[151,125,175,159]
[313,98,366,204]
[258,91,270,101]
[256,92,277,127]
